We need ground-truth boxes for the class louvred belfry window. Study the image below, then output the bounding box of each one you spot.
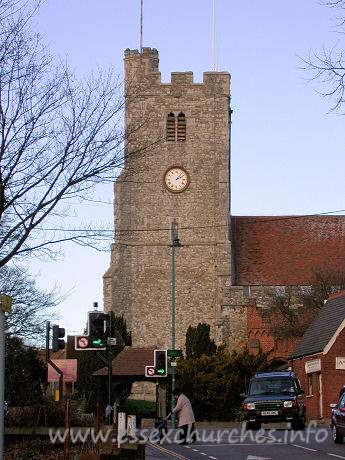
[166,112,176,141]
[177,112,186,141]
[166,112,186,142]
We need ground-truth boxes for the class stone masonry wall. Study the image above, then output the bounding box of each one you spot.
[104,48,235,351]
[103,48,310,359]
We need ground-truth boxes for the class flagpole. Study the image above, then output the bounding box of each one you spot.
[212,0,215,71]
[140,0,143,53]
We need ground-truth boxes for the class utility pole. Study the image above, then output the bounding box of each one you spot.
[0,294,12,460]
[171,221,182,429]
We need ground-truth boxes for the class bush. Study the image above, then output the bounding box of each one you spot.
[185,323,217,360]
[5,335,47,406]
[175,346,274,421]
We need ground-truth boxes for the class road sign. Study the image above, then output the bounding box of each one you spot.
[48,359,77,383]
[145,366,155,377]
[76,336,89,349]
[167,349,182,358]
[107,337,117,345]
[1,295,12,313]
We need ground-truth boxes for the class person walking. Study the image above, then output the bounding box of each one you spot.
[172,388,197,444]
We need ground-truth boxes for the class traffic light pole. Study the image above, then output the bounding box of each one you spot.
[94,349,113,424]
[46,322,64,402]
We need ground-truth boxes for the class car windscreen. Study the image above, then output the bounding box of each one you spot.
[248,378,296,396]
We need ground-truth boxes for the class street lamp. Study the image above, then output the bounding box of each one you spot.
[171,221,182,429]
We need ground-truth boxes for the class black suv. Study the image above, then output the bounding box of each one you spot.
[241,371,306,430]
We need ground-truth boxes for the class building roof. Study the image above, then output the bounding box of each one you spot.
[289,291,345,359]
[94,347,156,376]
[231,215,345,286]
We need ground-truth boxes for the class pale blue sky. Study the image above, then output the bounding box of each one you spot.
[29,0,345,337]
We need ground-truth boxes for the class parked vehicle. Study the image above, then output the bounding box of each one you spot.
[241,371,306,430]
[331,393,345,443]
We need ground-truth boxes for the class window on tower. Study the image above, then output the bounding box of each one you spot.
[166,112,186,142]
[177,112,186,141]
[166,112,176,141]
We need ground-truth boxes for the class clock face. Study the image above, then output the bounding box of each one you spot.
[164,167,189,193]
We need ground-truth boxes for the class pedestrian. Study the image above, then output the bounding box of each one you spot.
[172,388,197,444]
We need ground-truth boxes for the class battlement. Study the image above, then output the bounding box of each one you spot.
[124,47,159,76]
[125,47,159,58]
[124,48,230,93]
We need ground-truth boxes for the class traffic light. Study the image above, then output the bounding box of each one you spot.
[145,349,168,377]
[88,312,109,349]
[52,325,65,353]
[155,349,167,377]
[74,311,110,351]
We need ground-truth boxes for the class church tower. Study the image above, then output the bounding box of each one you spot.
[104,48,232,350]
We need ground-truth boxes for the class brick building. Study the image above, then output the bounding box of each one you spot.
[290,291,345,420]
[103,48,345,363]
[233,215,345,360]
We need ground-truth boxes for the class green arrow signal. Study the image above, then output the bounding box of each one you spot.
[157,369,165,374]
[93,339,102,345]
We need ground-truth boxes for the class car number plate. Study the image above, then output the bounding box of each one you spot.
[261,410,278,416]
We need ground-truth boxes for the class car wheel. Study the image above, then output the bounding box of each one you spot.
[297,412,306,430]
[300,413,306,430]
[333,423,344,443]
[246,421,261,431]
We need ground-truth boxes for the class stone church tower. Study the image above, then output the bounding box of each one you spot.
[103,47,233,350]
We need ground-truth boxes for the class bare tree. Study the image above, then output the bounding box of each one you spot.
[0,0,150,267]
[301,0,345,112]
[0,264,64,341]
[261,268,345,339]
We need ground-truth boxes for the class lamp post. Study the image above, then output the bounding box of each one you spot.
[171,221,182,429]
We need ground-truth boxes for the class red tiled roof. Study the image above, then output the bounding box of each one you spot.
[231,215,345,285]
[289,291,345,359]
[328,289,345,300]
[94,347,155,376]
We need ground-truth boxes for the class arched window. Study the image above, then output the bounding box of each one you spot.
[166,112,176,141]
[166,112,187,142]
[177,112,186,141]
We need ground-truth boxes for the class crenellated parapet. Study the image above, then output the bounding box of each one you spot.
[124,47,230,95]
